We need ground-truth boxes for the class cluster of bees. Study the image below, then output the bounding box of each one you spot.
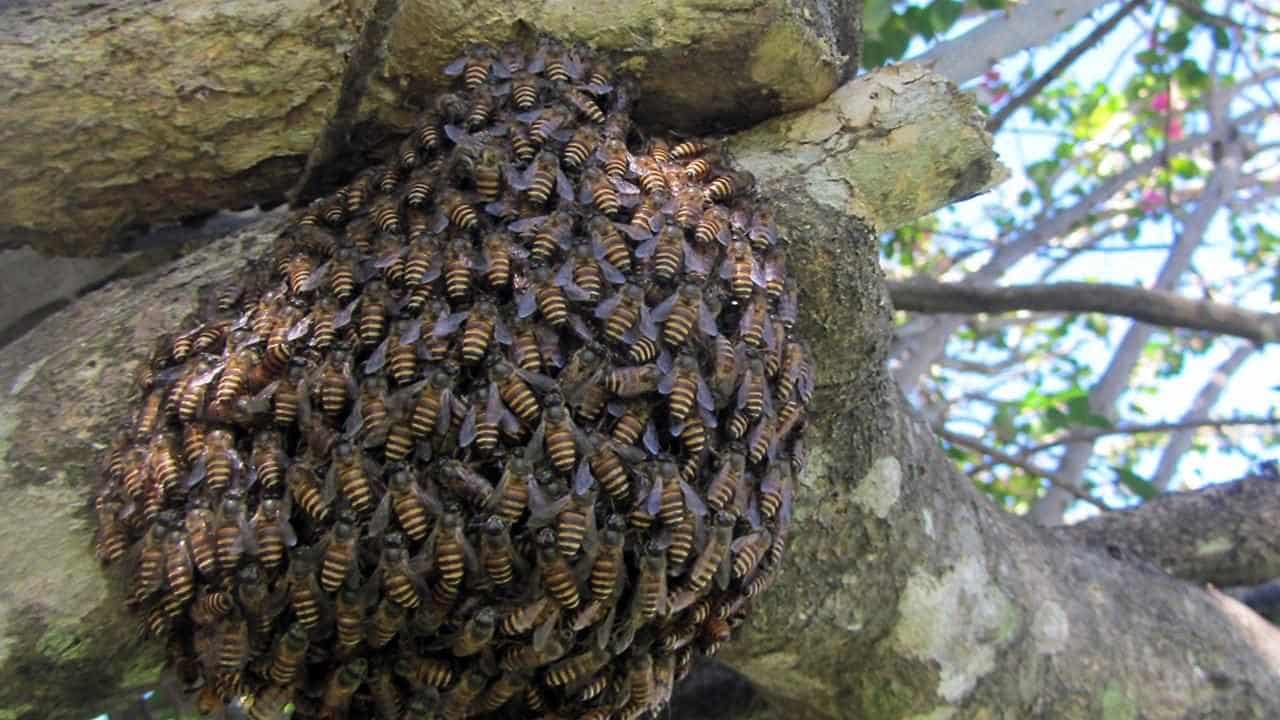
[94,37,813,720]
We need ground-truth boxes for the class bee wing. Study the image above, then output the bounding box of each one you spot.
[515,108,542,124]
[344,399,365,437]
[680,479,707,518]
[634,236,657,259]
[517,368,559,394]
[616,222,651,242]
[375,247,406,269]
[430,212,450,234]
[610,440,648,464]
[363,338,390,375]
[527,479,569,529]
[433,310,469,338]
[657,368,677,395]
[697,301,719,336]
[335,298,359,328]
[573,461,595,496]
[750,257,767,288]
[650,292,679,323]
[437,388,454,436]
[598,258,626,285]
[517,290,537,319]
[642,421,660,455]
[444,56,468,76]
[638,305,657,340]
[644,473,663,516]
[184,457,207,491]
[369,491,393,537]
[556,171,575,203]
[278,516,299,548]
[444,123,469,144]
[458,406,478,447]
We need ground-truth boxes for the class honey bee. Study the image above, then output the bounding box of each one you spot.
[598,136,630,178]
[411,368,455,439]
[545,645,611,688]
[673,186,705,228]
[333,441,376,515]
[610,399,653,448]
[533,392,580,473]
[214,489,254,573]
[706,442,747,513]
[377,532,425,609]
[510,69,541,110]
[439,458,495,508]
[513,150,572,206]
[525,106,572,147]
[587,214,634,275]
[511,210,574,265]
[286,455,333,525]
[451,606,497,657]
[177,358,220,423]
[684,510,735,594]
[317,346,356,416]
[381,468,437,543]
[732,528,773,581]
[251,497,296,572]
[636,225,686,285]
[629,188,669,235]
[267,622,309,686]
[694,204,732,247]
[653,283,719,348]
[437,188,480,231]
[481,230,520,290]
[563,125,600,169]
[746,409,777,465]
[508,122,537,163]
[759,462,791,523]
[440,237,475,301]
[670,140,708,159]
[536,527,580,609]
[444,45,495,90]
[474,671,524,714]
[368,663,405,719]
[580,166,638,216]
[564,86,606,123]
[369,196,402,235]
[488,455,534,523]
[736,351,768,421]
[464,87,498,130]
[315,510,358,593]
[684,156,712,182]
[480,515,519,586]
[721,240,766,301]
[737,289,771,349]
[431,508,470,592]
[441,670,487,720]
[286,550,328,629]
[595,282,650,345]
[321,659,367,718]
[659,352,714,424]
[605,364,661,399]
[160,527,195,615]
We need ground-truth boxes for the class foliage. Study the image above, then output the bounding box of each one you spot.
[884,0,1280,520]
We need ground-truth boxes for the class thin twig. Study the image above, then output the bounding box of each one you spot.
[938,429,1107,509]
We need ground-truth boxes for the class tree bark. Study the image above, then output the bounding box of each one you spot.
[0,0,859,256]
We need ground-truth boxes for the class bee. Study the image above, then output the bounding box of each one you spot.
[721,240,765,301]
[369,196,402,235]
[441,670,487,720]
[321,659,367,719]
[579,513,626,602]
[480,515,519,586]
[509,316,545,373]
[554,483,596,558]
[759,462,792,523]
[333,582,367,656]
[318,511,359,592]
[251,497,296,572]
[317,346,355,416]
[595,282,650,345]
[488,455,534,523]
[626,652,656,709]
[333,441,375,515]
[685,511,735,594]
[356,279,390,349]
[159,527,195,615]
[385,468,436,543]
[637,225,686,285]
[459,383,513,455]
[340,169,377,214]
[684,155,712,181]
[564,86,606,123]
[451,606,497,657]
[581,166,636,216]
[605,364,661,399]
[93,495,129,564]
[439,458,495,508]
[213,612,251,680]
[468,145,505,201]
[481,230,519,290]
[441,237,475,301]
[189,587,234,627]
[411,368,455,439]
[673,186,705,228]
[563,125,600,169]
[474,671,524,714]
[536,527,580,609]
[464,87,498,130]
[368,663,405,719]
[444,45,494,90]
[398,655,454,690]
[514,150,572,206]
[545,645,612,689]
[537,393,580,473]
[736,350,768,422]
[776,396,807,445]
[670,140,708,159]
[512,210,574,265]
[747,205,779,250]
[378,533,424,609]
[286,550,328,629]
[266,622,309,686]
[733,528,773,581]
[286,456,333,525]
[610,399,653,448]
[459,298,510,365]
[437,188,480,231]
[630,539,668,626]
[176,358,220,423]
[508,122,537,163]
[694,204,732,247]
[704,442,747,513]
[526,106,572,147]
[667,512,697,572]
[660,352,714,424]
[490,359,546,425]
[654,283,717,348]
[588,214,634,274]
[747,410,777,464]
[405,159,444,208]
[630,188,669,235]
[510,69,541,110]
[431,508,470,591]
[214,489,254,573]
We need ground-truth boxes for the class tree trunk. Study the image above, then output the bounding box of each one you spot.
[2,56,1276,720]
[0,0,859,256]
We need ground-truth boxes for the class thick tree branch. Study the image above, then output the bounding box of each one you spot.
[986,0,1144,133]
[1057,474,1280,586]
[912,0,1113,85]
[886,278,1280,345]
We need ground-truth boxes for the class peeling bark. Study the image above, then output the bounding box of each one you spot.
[1056,474,1280,587]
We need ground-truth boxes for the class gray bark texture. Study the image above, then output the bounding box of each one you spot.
[0,0,860,255]
[1,15,1278,720]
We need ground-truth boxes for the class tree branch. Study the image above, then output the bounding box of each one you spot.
[938,429,1107,509]
[1056,474,1280,586]
[986,0,1144,133]
[1020,413,1280,455]
[886,278,1280,345]
[912,0,1113,85]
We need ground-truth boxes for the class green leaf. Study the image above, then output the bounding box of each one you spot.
[1169,156,1200,179]
[1135,49,1163,67]
[1165,30,1190,53]
[1114,466,1157,500]
[861,39,888,68]
[975,0,1006,9]
[930,0,965,34]
[863,0,894,33]
[1017,189,1034,207]
[1212,26,1232,50]
[1175,59,1209,89]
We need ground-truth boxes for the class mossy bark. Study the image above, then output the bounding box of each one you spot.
[1,0,858,256]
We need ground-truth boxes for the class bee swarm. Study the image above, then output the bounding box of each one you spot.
[95,37,813,720]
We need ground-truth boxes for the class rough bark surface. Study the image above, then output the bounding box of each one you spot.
[1,0,859,256]
[1056,474,1280,587]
